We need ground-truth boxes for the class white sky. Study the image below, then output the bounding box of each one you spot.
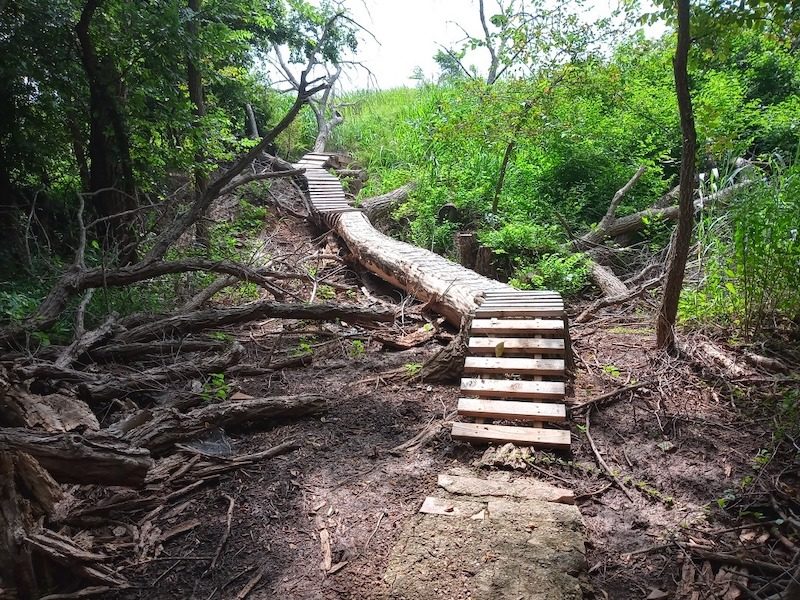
[336,0,666,90]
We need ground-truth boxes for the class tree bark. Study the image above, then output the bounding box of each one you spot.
[77,342,244,402]
[123,394,327,455]
[360,183,416,226]
[244,103,259,138]
[656,0,697,350]
[76,0,138,264]
[0,428,153,487]
[188,0,210,250]
[116,300,395,343]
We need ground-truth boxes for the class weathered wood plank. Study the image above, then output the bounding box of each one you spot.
[471,319,564,335]
[464,356,565,376]
[451,422,570,449]
[460,378,565,400]
[457,398,566,422]
[474,306,565,318]
[468,337,565,355]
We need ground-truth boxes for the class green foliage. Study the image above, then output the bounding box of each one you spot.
[680,161,800,338]
[348,339,366,359]
[403,362,423,377]
[201,372,230,403]
[510,253,590,297]
[291,337,314,357]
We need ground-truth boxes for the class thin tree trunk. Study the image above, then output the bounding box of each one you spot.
[491,141,515,213]
[656,0,697,349]
[188,0,210,250]
[244,103,259,138]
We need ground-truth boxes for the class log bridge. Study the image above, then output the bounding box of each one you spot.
[295,153,571,451]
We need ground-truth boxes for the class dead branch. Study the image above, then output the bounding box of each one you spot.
[117,300,394,344]
[584,412,634,502]
[123,395,326,455]
[389,410,457,455]
[570,381,651,414]
[77,342,244,402]
[576,277,662,323]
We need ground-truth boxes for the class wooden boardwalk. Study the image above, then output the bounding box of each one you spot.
[295,153,570,451]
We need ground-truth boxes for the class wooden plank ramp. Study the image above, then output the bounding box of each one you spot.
[293,153,571,452]
[455,289,571,450]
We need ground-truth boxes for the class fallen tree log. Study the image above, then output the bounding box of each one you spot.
[86,338,228,362]
[117,300,395,343]
[123,394,327,455]
[77,343,244,402]
[0,429,152,487]
[0,387,99,431]
[360,183,416,226]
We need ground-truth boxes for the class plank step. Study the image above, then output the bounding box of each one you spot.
[457,398,566,422]
[468,337,565,356]
[451,422,570,449]
[471,318,564,335]
[474,306,564,318]
[464,356,565,376]
[460,378,565,400]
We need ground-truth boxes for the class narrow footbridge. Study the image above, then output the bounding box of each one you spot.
[295,153,570,451]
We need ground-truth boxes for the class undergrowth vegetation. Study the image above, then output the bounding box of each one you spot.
[330,28,800,341]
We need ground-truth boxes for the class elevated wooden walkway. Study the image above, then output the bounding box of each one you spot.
[295,153,570,451]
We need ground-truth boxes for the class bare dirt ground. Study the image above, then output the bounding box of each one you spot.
[93,189,798,600]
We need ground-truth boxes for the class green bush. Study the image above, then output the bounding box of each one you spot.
[680,161,800,338]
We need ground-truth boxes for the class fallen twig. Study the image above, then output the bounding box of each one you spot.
[584,412,634,502]
[208,494,235,571]
[571,381,651,414]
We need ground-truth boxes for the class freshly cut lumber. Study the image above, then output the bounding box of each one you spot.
[470,318,564,335]
[457,398,566,422]
[463,356,564,377]
[451,422,570,449]
[124,394,327,455]
[474,306,564,318]
[460,378,565,400]
[0,428,152,487]
[468,337,565,355]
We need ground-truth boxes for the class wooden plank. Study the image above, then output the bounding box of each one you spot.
[460,378,565,400]
[471,319,564,335]
[483,292,561,298]
[464,356,565,377]
[474,306,564,318]
[468,337,565,356]
[457,398,566,422]
[479,299,564,305]
[451,422,570,449]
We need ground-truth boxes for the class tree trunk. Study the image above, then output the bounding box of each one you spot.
[360,183,416,226]
[188,0,210,251]
[656,0,697,350]
[491,141,514,213]
[244,103,259,139]
[454,232,478,269]
[76,0,138,264]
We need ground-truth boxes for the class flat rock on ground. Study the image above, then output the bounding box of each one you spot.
[383,468,587,600]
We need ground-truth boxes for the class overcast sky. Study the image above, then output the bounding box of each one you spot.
[332,0,665,90]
